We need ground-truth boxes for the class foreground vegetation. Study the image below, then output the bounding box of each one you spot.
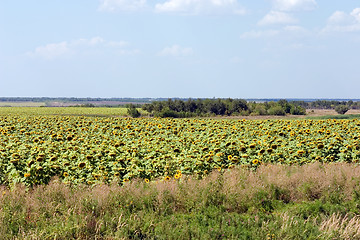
[1,163,360,239]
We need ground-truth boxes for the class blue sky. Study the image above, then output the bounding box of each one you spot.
[1,0,360,98]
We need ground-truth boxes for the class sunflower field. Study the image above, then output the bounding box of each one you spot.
[1,113,360,187]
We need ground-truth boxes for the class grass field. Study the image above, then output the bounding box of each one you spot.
[0,107,133,116]
[0,102,46,107]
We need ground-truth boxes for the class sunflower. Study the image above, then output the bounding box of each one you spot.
[317,143,324,149]
[252,159,259,165]
[144,178,150,183]
[297,150,305,155]
[24,173,31,178]
[27,160,35,167]
[271,144,278,150]
[164,176,171,181]
[249,144,256,149]
[78,162,86,169]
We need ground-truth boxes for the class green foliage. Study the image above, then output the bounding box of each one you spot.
[290,105,306,115]
[267,106,286,116]
[143,98,305,117]
[126,104,141,118]
[335,105,350,115]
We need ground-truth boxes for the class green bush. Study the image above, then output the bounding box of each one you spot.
[290,106,306,115]
[335,105,349,115]
[267,106,286,116]
[127,104,141,118]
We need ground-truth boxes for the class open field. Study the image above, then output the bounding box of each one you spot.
[0,102,46,107]
[1,107,360,239]
[307,108,360,117]
[0,107,134,117]
[1,108,360,186]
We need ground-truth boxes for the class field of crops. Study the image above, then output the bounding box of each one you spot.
[0,107,130,116]
[1,109,360,187]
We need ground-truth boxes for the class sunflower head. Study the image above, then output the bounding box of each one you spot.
[78,162,86,169]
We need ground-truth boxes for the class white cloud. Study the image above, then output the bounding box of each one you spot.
[99,0,146,11]
[272,0,317,12]
[256,0,316,28]
[155,0,245,15]
[327,11,351,25]
[241,25,308,40]
[352,8,360,22]
[322,8,360,33]
[28,42,71,60]
[258,11,297,26]
[158,45,193,57]
[27,37,136,59]
[240,30,279,39]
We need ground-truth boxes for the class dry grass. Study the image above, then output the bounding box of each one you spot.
[320,213,360,239]
[2,163,360,239]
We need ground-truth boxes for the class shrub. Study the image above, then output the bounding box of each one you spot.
[335,105,349,115]
[290,106,306,115]
[127,104,141,118]
[267,106,286,116]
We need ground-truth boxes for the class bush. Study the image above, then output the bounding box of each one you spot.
[155,108,179,118]
[335,105,349,115]
[290,106,306,115]
[127,104,141,118]
[267,106,286,116]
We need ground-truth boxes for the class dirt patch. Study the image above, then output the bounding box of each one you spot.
[306,109,360,117]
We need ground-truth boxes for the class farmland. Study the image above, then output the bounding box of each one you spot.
[1,108,360,187]
[1,107,360,239]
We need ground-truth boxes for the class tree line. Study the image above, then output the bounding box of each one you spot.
[292,100,360,109]
[139,99,306,118]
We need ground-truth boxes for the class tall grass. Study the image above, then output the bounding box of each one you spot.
[1,163,360,239]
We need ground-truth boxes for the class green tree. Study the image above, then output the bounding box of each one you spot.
[335,105,349,115]
[127,104,141,118]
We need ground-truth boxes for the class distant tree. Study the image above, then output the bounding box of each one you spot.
[290,105,306,115]
[335,105,349,115]
[127,104,141,118]
[267,106,286,116]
